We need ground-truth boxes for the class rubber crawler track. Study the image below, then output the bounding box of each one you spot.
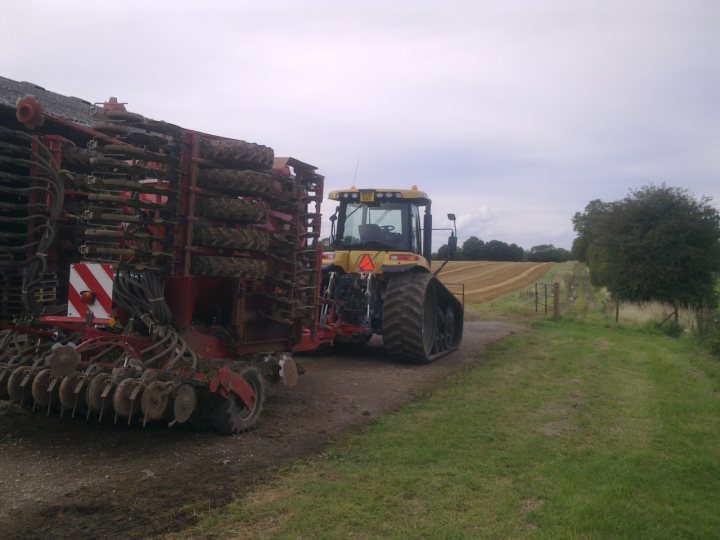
[382,272,437,363]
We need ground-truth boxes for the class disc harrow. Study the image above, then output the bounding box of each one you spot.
[0,91,325,433]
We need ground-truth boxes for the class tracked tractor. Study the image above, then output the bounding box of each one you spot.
[319,187,464,362]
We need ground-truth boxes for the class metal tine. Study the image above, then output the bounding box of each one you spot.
[46,377,59,416]
[98,394,107,423]
[72,392,79,418]
[46,388,53,416]
[72,378,85,418]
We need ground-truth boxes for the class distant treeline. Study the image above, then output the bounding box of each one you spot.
[432,236,571,262]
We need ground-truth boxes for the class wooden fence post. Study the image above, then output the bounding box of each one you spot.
[553,282,560,319]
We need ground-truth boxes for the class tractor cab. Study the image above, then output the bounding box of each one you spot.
[321,187,464,362]
[328,187,432,262]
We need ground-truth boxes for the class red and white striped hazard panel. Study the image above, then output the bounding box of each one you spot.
[67,263,115,319]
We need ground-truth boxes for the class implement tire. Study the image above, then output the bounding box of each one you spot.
[211,366,265,434]
[195,197,269,223]
[197,169,275,197]
[382,272,437,363]
[191,256,267,279]
[193,227,270,251]
[199,138,274,169]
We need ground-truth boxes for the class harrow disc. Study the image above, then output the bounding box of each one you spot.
[7,366,33,405]
[31,368,55,407]
[86,372,112,413]
[141,381,170,422]
[172,384,197,424]
[113,377,140,418]
[59,373,83,411]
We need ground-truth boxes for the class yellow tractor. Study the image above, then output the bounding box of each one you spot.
[321,187,463,362]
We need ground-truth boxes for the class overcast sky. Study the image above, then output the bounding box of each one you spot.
[2,0,718,250]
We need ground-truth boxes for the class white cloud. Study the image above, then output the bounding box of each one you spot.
[2,0,718,250]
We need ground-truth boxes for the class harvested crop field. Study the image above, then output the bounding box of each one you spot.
[432,261,554,303]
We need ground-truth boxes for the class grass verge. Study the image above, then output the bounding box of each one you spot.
[178,311,720,538]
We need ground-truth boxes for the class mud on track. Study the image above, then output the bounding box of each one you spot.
[0,321,525,540]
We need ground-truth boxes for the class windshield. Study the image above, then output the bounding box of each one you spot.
[336,202,410,250]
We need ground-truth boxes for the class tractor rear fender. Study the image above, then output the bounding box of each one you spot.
[380,264,420,273]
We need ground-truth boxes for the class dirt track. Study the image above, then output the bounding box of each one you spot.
[0,321,525,539]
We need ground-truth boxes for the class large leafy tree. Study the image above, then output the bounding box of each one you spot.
[574,185,720,309]
[527,244,571,262]
[461,236,485,260]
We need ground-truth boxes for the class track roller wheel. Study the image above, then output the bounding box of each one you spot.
[141,381,171,424]
[31,368,56,408]
[8,366,34,406]
[211,366,265,434]
[444,304,462,349]
[86,372,113,415]
[434,307,448,353]
[382,272,437,363]
[113,377,141,418]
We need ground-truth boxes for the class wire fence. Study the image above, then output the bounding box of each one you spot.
[535,282,560,319]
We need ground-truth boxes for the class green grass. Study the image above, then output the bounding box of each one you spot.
[182,296,720,538]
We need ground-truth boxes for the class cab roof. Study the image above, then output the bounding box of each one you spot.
[329,187,430,204]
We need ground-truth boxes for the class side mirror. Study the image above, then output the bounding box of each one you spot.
[448,234,457,252]
[329,207,339,245]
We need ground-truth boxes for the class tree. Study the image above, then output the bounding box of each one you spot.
[435,243,454,260]
[575,184,720,310]
[527,244,570,262]
[484,240,510,261]
[461,236,485,260]
[508,243,525,262]
[571,199,614,262]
